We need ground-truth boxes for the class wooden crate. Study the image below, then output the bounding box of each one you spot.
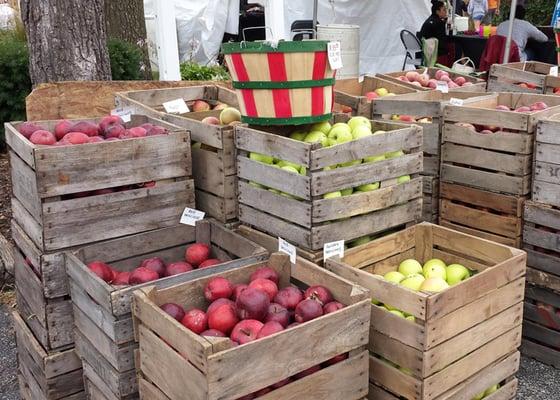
[533,116,560,207]
[132,253,370,400]
[235,118,423,251]
[334,76,417,116]
[13,311,84,400]
[324,222,526,400]
[441,93,560,196]
[439,182,525,248]
[422,176,439,223]
[378,68,486,92]
[115,86,239,223]
[372,90,490,177]
[487,62,560,94]
[6,115,193,252]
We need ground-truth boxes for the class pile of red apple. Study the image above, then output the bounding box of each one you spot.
[87,243,221,287]
[397,70,473,89]
[17,115,169,146]
[189,99,229,112]
[159,267,347,399]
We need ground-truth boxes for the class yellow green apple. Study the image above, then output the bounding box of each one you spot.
[398,259,423,276]
[420,277,450,293]
[289,131,307,141]
[356,182,380,192]
[281,165,300,174]
[347,116,371,131]
[310,121,332,135]
[338,159,362,168]
[400,274,425,291]
[249,181,266,189]
[351,236,371,246]
[397,175,411,183]
[446,264,470,286]
[304,131,329,147]
[364,154,385,163]
[341,188,353,196]
[384,271,405,284]
[323,191,342,199]
[423,259,447,280]
[388,309,405,318]
[373,130,386,135]
[352,124,373,140]
[328,125,353,144]
[484,384,500,396]
[405,315,415,322]
[277,160,301,171]
[250,152,274,164]
[375,87,389,97]
[385,150,405,159]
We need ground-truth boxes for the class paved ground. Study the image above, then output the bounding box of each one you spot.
[0,302,558,399]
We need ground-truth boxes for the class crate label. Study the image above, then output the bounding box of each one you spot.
[550,66,559,77]
[323,240,344,260]
[180,207,205,226]
[163,98,189,114]
[449,97,464,106]
[436,81,449,93]
[111,107,133,123]
[278,237,296,264]
[327,41,343,70]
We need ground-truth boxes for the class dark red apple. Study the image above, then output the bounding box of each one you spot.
[304,285,333,305]
[207,298,236,315]
[295,299,324,323]
[257,321,284,339]
[323,301,344,314]
[165,261,193,276]
[139,257,166,277]
[18,122,44,139]
[250,266,280,285]
[273,286,303,310]
[99,115,124,133]
[29,130,56,145]
[160,303,185,321]
[230,320,264,345]
[236,288,270,321]
[248,278,278,301]
[129,267,159,284]
[265,303,290,327]
[181,309,208,334]
[185,243,211,266]
[105,124,126,139]
[54,120,73,140]
[208,304,238,334]
[232,284,249,301]
[146,126,168,136]
[87,261,114,282]
[71,121,99,137]
[112,271,131,286]
[288,322,301,328]
[198,259,221,269]
[204,277,233,302]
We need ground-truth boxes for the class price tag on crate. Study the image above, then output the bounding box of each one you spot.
[550,66,559,77]
[436,81,449,93]
[163,98,189,114]
[449,97,464,106]
[111,107,133,123]
[180,207,205,226]
[327,41,343,70]
[278,237,296,264]
[323,240,344,260]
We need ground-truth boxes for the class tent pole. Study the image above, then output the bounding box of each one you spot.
[313,0,318,36]
[503,0,518,63]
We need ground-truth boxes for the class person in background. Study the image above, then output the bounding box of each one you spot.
[483,0,499,25]
[420,1,451,65]
[455,0,468,17]
[468,0,488,30]
[496,5,548,61]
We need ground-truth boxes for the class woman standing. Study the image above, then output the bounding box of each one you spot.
[468,0,488,30]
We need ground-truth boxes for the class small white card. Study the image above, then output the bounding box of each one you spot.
[323,240,345,260]
[550,66,559,77]
[163,98,189,114]
[327,41,343,70]
[111,107,133,123]
[278,237,296,264]
[449,97,464,106]
[436,81,449,93]
[180,207,205,226]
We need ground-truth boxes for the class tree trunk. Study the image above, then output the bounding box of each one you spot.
[21,0,111,85]
[105,0,152,80]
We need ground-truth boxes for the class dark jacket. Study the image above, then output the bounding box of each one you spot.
[419,14,448,55]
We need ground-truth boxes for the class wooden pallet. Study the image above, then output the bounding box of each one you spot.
[6,115,193,252]
[13,311,84,400]
[422,176,439,223]
[334,76,417,117]
[487,62,560,94]
[235,117,423,251]
[378,68,486,92]
[132,253,370,400]
[439,182,525,248]
[325,222,526,400]
[441,93,560,197]
[533,117,560,208]
[115,85,239,223]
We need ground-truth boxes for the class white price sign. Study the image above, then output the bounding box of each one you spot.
[278,237,296,264]
[550,66,559,77]
[327,41,343,70]
[111,107,134,123]
[323,240,344,260]
[449,97,464,106]
[179,207,205,226]
[163,98,189,114]
[436,81,449,93]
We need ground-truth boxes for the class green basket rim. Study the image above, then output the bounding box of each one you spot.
[222,40,329,54]
[232,78,335,89]
[241,114,332,125]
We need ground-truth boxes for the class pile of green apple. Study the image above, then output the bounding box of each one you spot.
[373,258,474,322]
[472,384,500,400]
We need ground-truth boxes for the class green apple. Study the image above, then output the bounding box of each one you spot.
[338,159,362,168]
[423,259,447,280]
[304,131,329,147]
[330,122,352,133]
[420,277,450,293]
[375,87,389,97]
[323,191,342,199]
[328,125,353,144]
[352,124,373,140]
[384,271,405,284]
[364,154,385,163]
[280,192,297,200]
[371,274,383,305]
[398,259,423,276]
[348,116,372,132]
[299,166,307,175]
[249,181,266,189]
[277,160,301,171]
[356,182,380,192]
[400,274,425,291]
[398,366,413,376]
[192,142,202,149]
[373,130,386,135]
[446,264,470,286]
[289,131,307,141]
[388,309,405,318]
[351,236,371,247]
[385,150,405,159]
[250,152,274,164]
[397,175,411,183]
[310,121,332,135]
[268,188,281,194]
[484,384,500,396]
[281,165,300,174]
[341,188,353,196]
[472,391,485,400]
[405,315,415,322]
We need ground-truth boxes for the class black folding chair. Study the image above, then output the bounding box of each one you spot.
[291,20,315,41]
[400,29,423,70]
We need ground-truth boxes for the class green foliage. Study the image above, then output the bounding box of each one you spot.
[180,62,230,81]
[107,38,143,81]
[494,0,556,26]
[0,29,31,149]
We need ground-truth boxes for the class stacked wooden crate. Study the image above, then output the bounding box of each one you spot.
[235,116,423,262]
[325,222,526,400]
[487,62,560,94]
[372,91,489,222]
[521,115,560,368]
[439,93,560,247]
[115,85,240,224]
[5,115,194,400]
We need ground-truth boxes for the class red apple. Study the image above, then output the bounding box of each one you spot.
[18,122,44,139]
[61,131,90,145]
[531,101,548,111]
[236,288,270,321]
[207,298,236,315]
[435,70,449,80]
[181,309,208,334]
[405,71,419,82]
[192,100,211,112]
[139,257,166,278]
[204,277,233,302]
[295,299,324,322]
[454,76,466,86]
[274,286,303,310]
[293,365,321,380]
[105,124,126,139]
[253,387,272,397]
[29,130,56,145]
[129,267,159,284]
[160,303,185,321]
[323,301,344,314]
[271,378,292,389]
[201,116,220,125]
[257,321,284,339]
[232,284,249,301]
[323,353,348,367]
[112,271,131,286]
[208,304,238,334]
[146,126,168,136]
[165,261,193,277]
[365,91,379,100]
[54,120,74,140]
[185,243,211,266]
[265,303,290,327]
[200,329,226,337]
[230,319,264,344]
[398,115,414,122]
[71,121,99,137]
[304,285,333,305]
[495,105,511,111]
[248,278,278,301]
[480,129,493,134]
[288,322,301,328]
[127,127,147,138]
[427,79,438,89]
[199,259,221,269]
[88,136,105,143]
[99,115,124,133]
[87,261,114,282]
[250,267,280,285]
[514,106,531,113]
